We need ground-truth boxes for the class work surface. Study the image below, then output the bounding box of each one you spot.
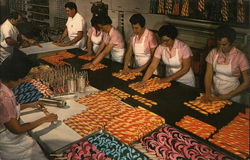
[34,48,248,159]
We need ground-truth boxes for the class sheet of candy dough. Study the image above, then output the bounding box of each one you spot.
[20,42,76,55]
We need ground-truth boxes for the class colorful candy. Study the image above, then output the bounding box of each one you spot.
[176,115,217,139]
[137,125,232,160]
[184,93,232,115]
[132,95,157,108]
[112,71,142,81]
[209,110,249,159]
[129,77,171,94]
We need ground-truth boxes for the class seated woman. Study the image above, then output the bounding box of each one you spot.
[82,15,125,69]
[122,13,158,74]
[202,25,249,103]
[86,16,104,57]
[0,50,58,159]
[137,24,195,87]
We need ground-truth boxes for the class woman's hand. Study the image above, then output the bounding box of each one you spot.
[200,93,214,103]
[120,68,131,74]
[42,113,58,123]
[135,81,146,88]
[82,63,94,69]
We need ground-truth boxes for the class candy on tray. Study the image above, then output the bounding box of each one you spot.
[209,111,249,159]
[78,55,96,61]
[81,63,107,71]
[106,87,131,100]
[132,95,157,107]
[136,125,232,160]
[128,77,171,94]
[112,70,142,81]
[41,52,75,66]
[175,115,217,139]
[88,132,149,160]
[184,93,232,115]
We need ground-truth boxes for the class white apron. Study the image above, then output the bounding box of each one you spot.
[162,49,195,87]
[133,36,151,67]
[212,54,240,102]
[0,104,47,160]
[91,31,103,53]
[110,47,125,63]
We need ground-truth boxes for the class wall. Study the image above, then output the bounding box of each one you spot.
[75,0,250,58]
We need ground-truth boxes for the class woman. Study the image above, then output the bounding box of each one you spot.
[122,13,158,74]
[0,50,58,160]
[202,25,249,103]
[138,24,195,87]
[82,15,125,69]
[86,16,104,56]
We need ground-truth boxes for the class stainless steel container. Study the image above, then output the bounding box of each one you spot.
[67,78,76,93]
[77,76,86,93]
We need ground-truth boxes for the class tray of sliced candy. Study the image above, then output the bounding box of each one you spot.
[130,124,236,160]
[49,130,149,160]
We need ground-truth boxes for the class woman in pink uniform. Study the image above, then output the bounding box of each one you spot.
[86,16,104,56]
[0,50,58,160]
[83,16,125,69]
[138,24,195,87]
[202,25,249,103]
[122,14,157,73]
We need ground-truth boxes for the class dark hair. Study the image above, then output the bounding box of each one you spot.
[129,14,145,27]
[97,15,112,25]
[214,25,236,44]
[65,2,77,12]
[8,12,21,20]
[158,24,178,40]
[91,16,100,27]
[0,50,32,82]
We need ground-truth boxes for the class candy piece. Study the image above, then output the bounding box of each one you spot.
[129,77,171,94]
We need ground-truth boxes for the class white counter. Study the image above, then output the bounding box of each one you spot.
[20,42,77,55]
[20,86,99,154]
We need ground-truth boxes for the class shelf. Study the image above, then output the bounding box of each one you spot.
[29,18,49,23]
[28,11,49,16]
[26,3,48,8]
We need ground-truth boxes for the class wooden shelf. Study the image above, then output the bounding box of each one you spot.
[29,11,49,16]
[26,3,48,8]
[29,18,49,23]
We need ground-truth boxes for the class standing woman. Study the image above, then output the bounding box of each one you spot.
[122,13,158,73]
[138,24,195,87]
[0,50,58,160]
[86,16,104,56]
[202,25,249,102]
[82,15,125,69]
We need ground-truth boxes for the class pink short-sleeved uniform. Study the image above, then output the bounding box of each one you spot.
[129,29,158,55]
[103,27,124,49]
[206,47,250,77]
[0,82,17,126]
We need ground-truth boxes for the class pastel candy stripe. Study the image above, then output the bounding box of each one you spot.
[63,141,111,160]
[88,132,148,160]
[140,126,232,160]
